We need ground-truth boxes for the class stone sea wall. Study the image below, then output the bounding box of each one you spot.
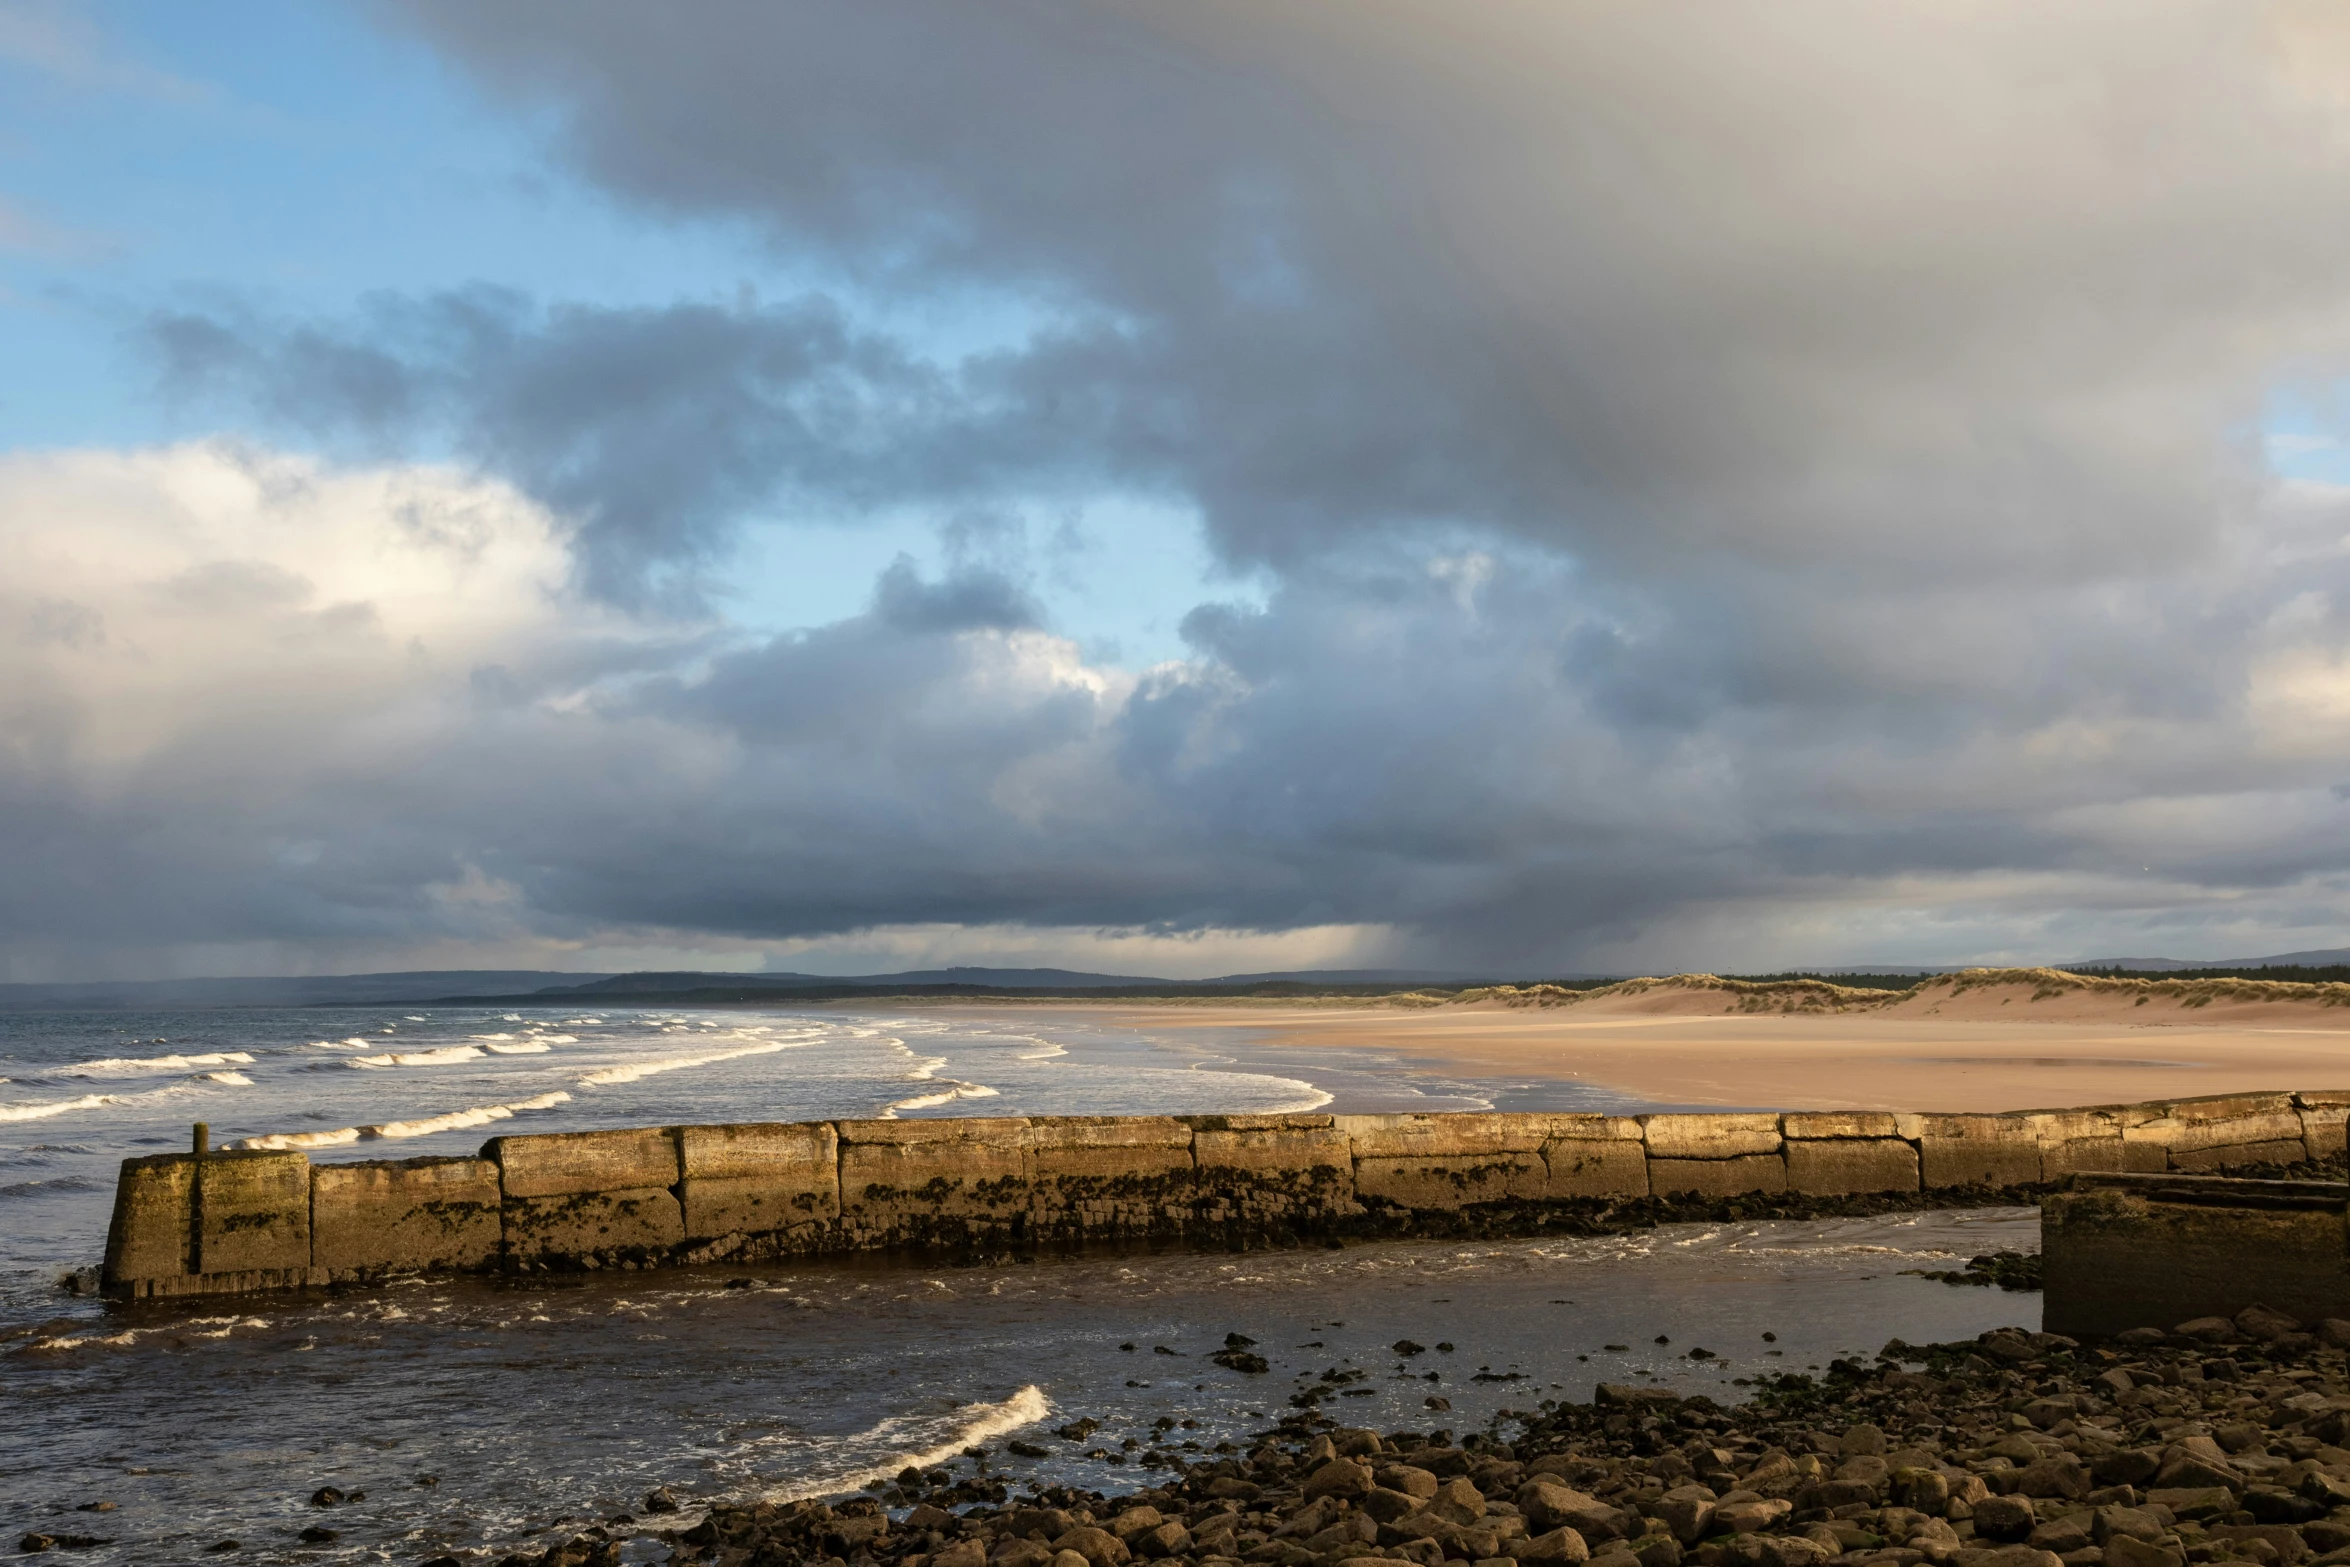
[100,1090,2350,1300]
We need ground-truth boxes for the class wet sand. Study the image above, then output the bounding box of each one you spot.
[956,977,2350,1112]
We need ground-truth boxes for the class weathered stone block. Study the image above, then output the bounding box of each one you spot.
[2297,1091,2350,1163]
[2026,1108,2128,1179]
[103,1153,194,1290]
[1542,1119,1650,1199]
[503,1188,685,1262]
[2043,1183,2350,1337]
[312,1156,501,1275]
[677,1121,839,1240]
[836,1117,1030,1226]
[2170,1140,2310,1172]
[1641,1113,1782,1160]
[488,1127,681,1197]
[1026,1116,1193,1226]
[196,1149,312,1274]
[1189,1116,1356,1213]
[1343,1114,1548,1208]
[2126,1093,2306,1170]
[1896,1114,2041,1189]
[1648,1153,1786,1198]
[1781,1112,1900,1140]
[1784,1138,1919,1195]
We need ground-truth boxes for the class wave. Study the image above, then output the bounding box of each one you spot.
[200,1071,253,1086]
[231,1090,572,1151]
[0,1092,126,1123]
[350,1045,485,1069]
[24,1314,271,1355]
[576,1039,801,1087]
[0,1175,104,1199]
[64,1050,256,1078]
[484,1041,551,1054]
[879,1081,1002,1117]
[755,1386,1052,1503]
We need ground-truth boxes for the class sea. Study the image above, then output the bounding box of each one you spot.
[0,1003,2043,1565]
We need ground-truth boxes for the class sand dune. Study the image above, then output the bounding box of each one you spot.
[994,968,2350,1114]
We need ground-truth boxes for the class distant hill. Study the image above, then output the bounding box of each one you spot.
[0,970,612,1012]
[2066,948,2350,971]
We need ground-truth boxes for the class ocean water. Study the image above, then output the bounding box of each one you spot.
[0,1004,2041,1565]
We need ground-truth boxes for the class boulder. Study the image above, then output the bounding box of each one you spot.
[1517,1528,1592,1564]
[1305,1460,1376,1501]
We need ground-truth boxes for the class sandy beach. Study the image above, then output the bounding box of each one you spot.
[996,972,2350,1113]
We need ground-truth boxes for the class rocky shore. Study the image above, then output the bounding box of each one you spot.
[441,1301,2350,1567]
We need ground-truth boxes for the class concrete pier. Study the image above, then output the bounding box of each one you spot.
[99,1091,2350,1301]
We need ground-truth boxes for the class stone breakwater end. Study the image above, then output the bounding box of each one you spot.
[96,1093,2350,1301]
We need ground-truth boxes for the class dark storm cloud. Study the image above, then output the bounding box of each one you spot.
[22,2,2350,976]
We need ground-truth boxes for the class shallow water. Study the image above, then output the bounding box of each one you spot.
[0,1004,2041,1564]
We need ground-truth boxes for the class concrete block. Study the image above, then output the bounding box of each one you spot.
[2169,1140,2311,1172]
[1649,1153,1787,1198]
[1641,1113,1783,1160]
[2297,1091,2350,1162]
[196,1150,312,1274]
[503,1188,685,1262]
[2126,1093,2305,1169]
[312,1156,501,1275]
[2043,1183,2350,1337]
[836,1117,1031,1223]
[1781,1112,1901,1140]
[1896,1114,2041,1189]
[1342,1114,1548,1208]
[103,1153,194,1289]
[1026,1116,1194,1226]
[677,1121,840,1240]
[2024,1108,2128,1179]
[487,1127,681,1198]
[1188,1117,1352,1174]
[1784,1138,1919,1195]
[1541,1134,1650,1198]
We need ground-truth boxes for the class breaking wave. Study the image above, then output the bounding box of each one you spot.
[880,1081,1002,1117]
[350,1045,485,1068]
[65,1051,255,1078]
[754,1385,1052,1503]
[576,1039,801,1087]
[231,1090,573,1150]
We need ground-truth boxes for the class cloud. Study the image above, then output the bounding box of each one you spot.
[31,2,2350,974]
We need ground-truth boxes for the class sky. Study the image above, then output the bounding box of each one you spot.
[11,1,2350,981]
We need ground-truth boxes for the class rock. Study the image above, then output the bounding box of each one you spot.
[2142,1487,2236,1520]
[2151,1454,2240,1493]
[1518,1527,1593,1563]
[2017,1457,2092,1501]
[1134,1522,1190,1560]
[2092,1369,2134,1398]
[308,1486,345,1507]
[1385,1466,1442,1499]
[1050,1552,1093,1567]
[1654,1486,1718,1546]
[1108,1507,1163,1539]
[1759,1538,1832,1567]
[1429,1477,1488,1525]
[1841,1425,1888,1457]
[2100,1534,2185,1567]
[2028,1519,2093,1554]
[2321,1320,2350,1349]
[1368,1488,1429,1522]
[1892,1467,1951,1513]
[937,1542,991,1567]
[1052,1528,1130,1567]
[1714,1499,1792,1535]
[2092,1451,2161,1488]
[2209,1526,2309,1566]
[1332,1429,1385,1458]
[1632,1535,1683,1567]
[299,1526,338,1543]
[1305,1460,1376,1501]
[2092,1507,2167,1545]
[1519,1483,1609,1534]
[642,1485,681,1514]
[2173,1317,2238,1342]
[1973,1495,2038,1542]
[2235,1305,2303,1342]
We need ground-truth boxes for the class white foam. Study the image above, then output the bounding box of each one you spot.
[232,1090,572,1150]
[879,1081,1002,1117]
[484,1041,551,1054]
[349,1045,485,1068]
[470,1033,516,1041]
[0,1092,122,1123]
[200,1071,254,1085]
[757,1385,1052,1503]
[66,1051,255,1078]
[342,1037,372,1047]
[528,1034,578,1045]
[576,1039,801,1087]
